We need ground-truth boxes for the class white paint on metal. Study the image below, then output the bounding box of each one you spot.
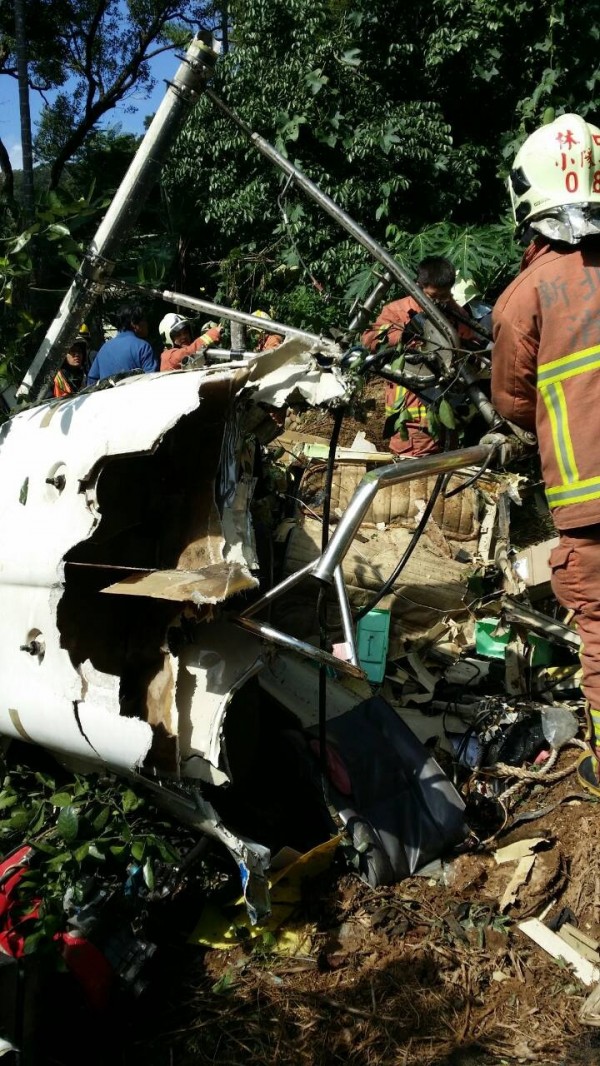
[0,350,347,779]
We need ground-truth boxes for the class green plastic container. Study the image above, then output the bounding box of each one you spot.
[529,634,553,667]
[475,618,554,666]
[475,618,512,659]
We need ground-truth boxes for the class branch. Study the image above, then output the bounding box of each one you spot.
[48,9,179,187]
[5,68,55,92]
[136,44,177,63]
[83,0,110,113]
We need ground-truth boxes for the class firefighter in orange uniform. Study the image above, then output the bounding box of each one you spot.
[250,309,284,352]
[159,313,222,371]
[492,113,600,794]
[362,256,474,456]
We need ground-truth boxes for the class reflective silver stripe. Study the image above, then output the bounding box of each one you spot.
[547,476,600,506]
[538,344,600,385]
[541,382,578,484]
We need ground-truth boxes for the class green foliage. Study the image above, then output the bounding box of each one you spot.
[346,219,521,308]
[0,2,217,186]
[0,186,106,391]
[160,0,600,328]
[4,0,600,348]
[0,754,181,955]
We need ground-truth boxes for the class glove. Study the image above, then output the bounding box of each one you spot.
[479,432,524,466]
[199,323,222,345]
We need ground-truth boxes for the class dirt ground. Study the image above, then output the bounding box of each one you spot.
[112,394,600,1066]
[33,391,599,1065]
[285,378,387,447]
[106,756,599,1066]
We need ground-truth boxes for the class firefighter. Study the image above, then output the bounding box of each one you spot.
[361,256,474,456]
[491,113,600,794]
[77,322,97,364]
[250,309,284,352]
[159,312,222,371]
[52,338,87,398]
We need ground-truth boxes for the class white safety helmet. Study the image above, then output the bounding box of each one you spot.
[159,312,190,346]
[509,113,600,233]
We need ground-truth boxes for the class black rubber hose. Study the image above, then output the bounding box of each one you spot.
[321,408,344,552]
[353,470,447,622]
[318,407,345,783]
[442,448,494,499]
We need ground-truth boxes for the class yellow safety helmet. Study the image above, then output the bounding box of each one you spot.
[249,309,271,332]
[78,323,90,336]
[509,113,600,232]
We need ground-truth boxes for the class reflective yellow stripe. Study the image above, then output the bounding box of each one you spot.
[536,344,596,508]
[547,476,600,507]
[386,406,425,416]
[385,387,425,419]
[385,384,405,416]
[539,381,579,485]
[590,709,600,747]
[538,343,600,385]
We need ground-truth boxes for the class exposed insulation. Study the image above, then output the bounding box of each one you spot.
[298,462,481,539]
[277,516,475,656]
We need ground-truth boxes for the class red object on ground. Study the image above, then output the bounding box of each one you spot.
[0,846,114,1009]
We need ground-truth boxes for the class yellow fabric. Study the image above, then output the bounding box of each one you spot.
[188,835,340,954]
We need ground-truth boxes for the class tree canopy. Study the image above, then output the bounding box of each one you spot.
[162,0,600,325]
[0,0,220,191]
[2,0,600,380]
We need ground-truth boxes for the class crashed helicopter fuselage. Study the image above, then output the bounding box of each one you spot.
[0,37,501,918]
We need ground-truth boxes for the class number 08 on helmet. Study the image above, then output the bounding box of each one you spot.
[509,113,600,238]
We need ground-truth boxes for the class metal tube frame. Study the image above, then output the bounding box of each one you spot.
[344,271,393,339]
[314,444,493,584]
[18,37,219,401]
[156,288,322,347]
[502,596,581,651]
[206,89,460,354]
[20,57,490,407]
[237,560,360,673]
[235,445,493,674]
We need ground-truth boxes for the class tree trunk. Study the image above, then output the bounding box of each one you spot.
[0,136,14,199]
[221,2,229,54]
[14,0,34,218]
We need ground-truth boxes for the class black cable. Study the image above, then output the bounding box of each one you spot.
[354,470,448,622]
[441,302,493,343]
[442,448,495,499]
[321,408,344,553]
[318,407,345,785]
[317,587,330,785]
